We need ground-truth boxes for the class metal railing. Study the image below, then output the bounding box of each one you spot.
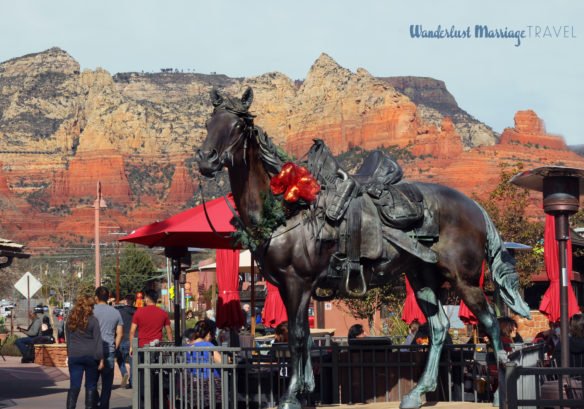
[505,365,584,409]
[132,338,543,409]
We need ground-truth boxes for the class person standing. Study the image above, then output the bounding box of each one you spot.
[115,294,136,389]
[93,287,123,409]
[129,289,172,351]
[15,311,42,361]
[65,295,104,409]
[241,304,251,330]
[129,289,172,406]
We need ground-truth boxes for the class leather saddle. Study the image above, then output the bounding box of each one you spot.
[306,140,438,297]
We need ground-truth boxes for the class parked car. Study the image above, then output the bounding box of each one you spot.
[0,304,14,318]
[34,304,49,314]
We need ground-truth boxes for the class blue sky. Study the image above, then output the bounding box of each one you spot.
[1,0,582,145]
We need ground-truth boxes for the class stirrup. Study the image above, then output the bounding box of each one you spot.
[344,262,366,297]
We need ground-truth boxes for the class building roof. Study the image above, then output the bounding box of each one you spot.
[572,229,584,247]
[0,238,30,268]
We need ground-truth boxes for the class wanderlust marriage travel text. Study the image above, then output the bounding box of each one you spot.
[409,24,576,47]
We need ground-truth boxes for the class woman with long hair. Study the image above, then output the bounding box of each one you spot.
[498,316,519,352]
[186,320,222,407]
[65,295,104,409]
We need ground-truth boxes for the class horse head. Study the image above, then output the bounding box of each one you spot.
[196,87,255,177]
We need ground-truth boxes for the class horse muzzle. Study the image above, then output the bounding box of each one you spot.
[195,149,222,177]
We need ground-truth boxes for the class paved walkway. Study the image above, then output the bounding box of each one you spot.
[0,355,132,408]
[0,356,496,409]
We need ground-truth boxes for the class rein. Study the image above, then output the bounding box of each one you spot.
[197,173,242,241]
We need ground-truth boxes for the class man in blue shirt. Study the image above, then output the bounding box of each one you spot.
[93,286,123,409]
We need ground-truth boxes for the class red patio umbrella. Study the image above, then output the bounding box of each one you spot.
[263,281,288,328]
[215,249,245,329]
[539,214,579,322]
[120,194,238,249]
[458,261,487,325]
[401,276,427,325]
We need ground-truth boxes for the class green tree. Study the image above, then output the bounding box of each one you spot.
[335,281,406,335]
[473,162,545,288]
[103,244,156,296]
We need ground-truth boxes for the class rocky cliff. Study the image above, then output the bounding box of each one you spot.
[381,76,499,148]
[0,47,582,250]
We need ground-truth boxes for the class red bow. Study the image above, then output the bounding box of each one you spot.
[270,162,321,203]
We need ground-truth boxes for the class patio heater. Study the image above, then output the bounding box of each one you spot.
[510,166,584,368]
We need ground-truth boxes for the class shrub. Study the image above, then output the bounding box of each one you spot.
[1,335,23,356]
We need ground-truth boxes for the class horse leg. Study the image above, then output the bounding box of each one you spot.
[401,270,449,409]
[456,282,505,405]
[278,274,314,409]
[457,282,503,352]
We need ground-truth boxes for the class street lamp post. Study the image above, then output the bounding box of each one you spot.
[94,181,107,288]
[510,166,584,368]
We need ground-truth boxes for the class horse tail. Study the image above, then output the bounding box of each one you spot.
[476,202,531,318]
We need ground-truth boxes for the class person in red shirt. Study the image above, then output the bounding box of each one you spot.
[128,289,172,405]
[129,289,172,352]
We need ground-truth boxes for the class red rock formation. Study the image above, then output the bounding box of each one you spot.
[411,117,464,158]
[500,110,567,150]
[167,162,197,204]
[0,164,13,197]
[284,55,420,157]
[49,150,133,205]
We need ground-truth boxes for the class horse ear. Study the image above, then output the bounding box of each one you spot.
[210,88,223,107]
[241,87,253,109]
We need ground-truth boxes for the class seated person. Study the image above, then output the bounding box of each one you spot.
[186,320,222,404]
[15,311,43,361]
[498,316,519,352]
[38,315,55,342]
[347,324,365,342]
[403,320,421,345]
[552,313,584,367]
[270,321,289,376]
[534,320,560,357]
[413,323,430,345]
[57,315,66,343]
[272,321,288,344]
[186,320,222,377]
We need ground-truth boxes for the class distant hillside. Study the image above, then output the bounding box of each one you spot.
[569,145,584,157]
[0,47,582,251]
[381,76,499,148]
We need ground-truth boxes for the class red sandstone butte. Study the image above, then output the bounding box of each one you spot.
[499,110,567,150]
[411,117,464,158]
[166,162,197,204]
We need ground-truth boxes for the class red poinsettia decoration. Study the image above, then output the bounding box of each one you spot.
[270,162,321,203]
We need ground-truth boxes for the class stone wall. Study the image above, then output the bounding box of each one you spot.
[34,344,67,367]
[512,310,549,339]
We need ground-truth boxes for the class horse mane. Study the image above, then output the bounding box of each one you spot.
[211,88,291,177]
[254,125,288,176]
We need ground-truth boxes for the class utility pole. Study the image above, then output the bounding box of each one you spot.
[94,181,107,288]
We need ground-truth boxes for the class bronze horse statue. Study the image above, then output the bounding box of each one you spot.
[196,87,530,409]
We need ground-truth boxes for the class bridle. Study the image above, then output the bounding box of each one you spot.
[212,107,255,169]
[197,107,255,243]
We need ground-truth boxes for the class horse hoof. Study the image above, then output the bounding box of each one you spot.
[278,396,302,409]
[400,392,423,409]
